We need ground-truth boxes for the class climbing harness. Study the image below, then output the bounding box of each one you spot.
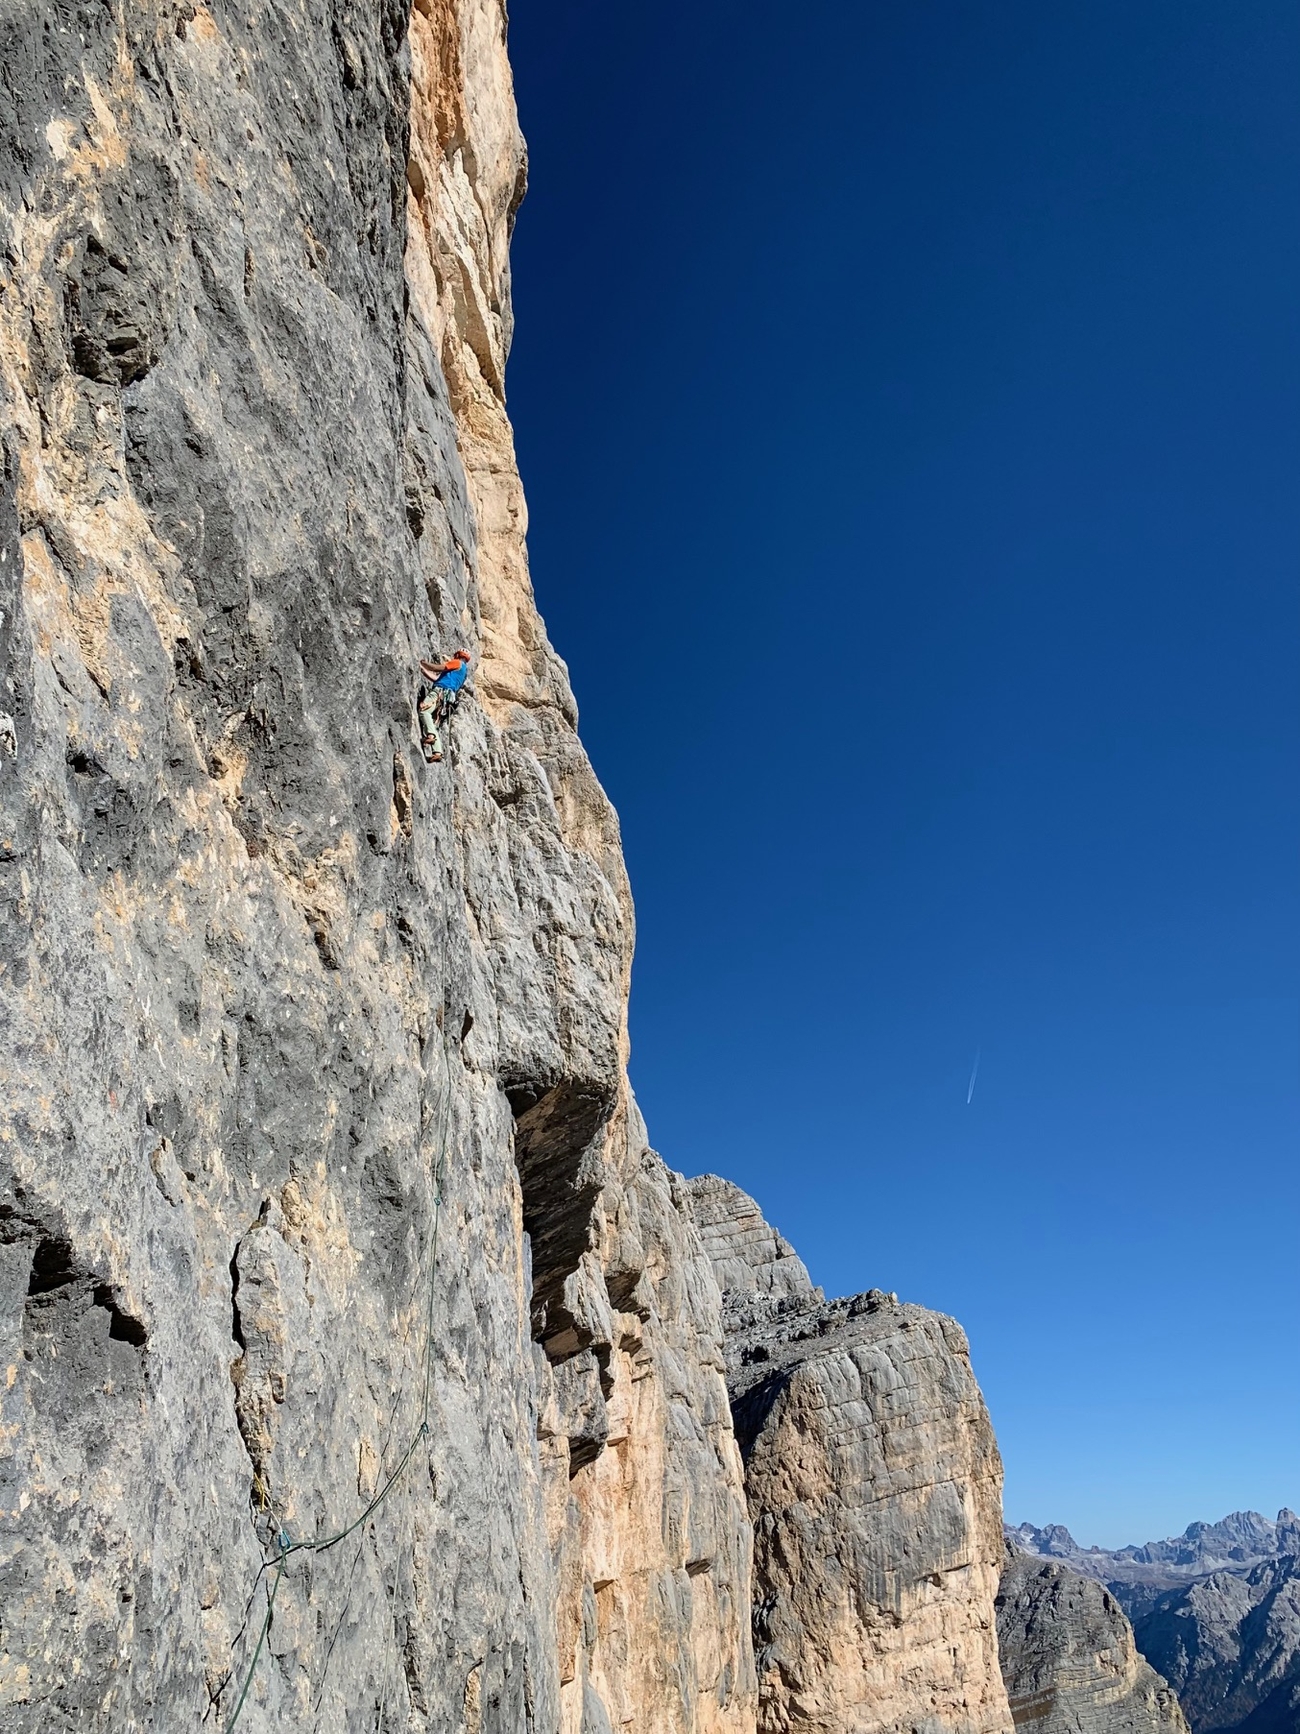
[418,685,465,764]
[221,1021,455,1730]
[417,651,471,765]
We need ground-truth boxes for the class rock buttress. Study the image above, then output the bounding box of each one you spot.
[997,1546,1190,1734]
[683,1175,1013,1734]
[0,1,752,1729]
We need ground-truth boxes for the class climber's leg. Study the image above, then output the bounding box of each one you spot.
[418,687,442,763]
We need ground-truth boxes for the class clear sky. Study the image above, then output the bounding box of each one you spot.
[504,0,1300,1549]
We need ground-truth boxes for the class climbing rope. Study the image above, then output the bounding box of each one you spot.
[375,1405,420,1732]
[222,1014,455,1731]
[223,1548,287,1732]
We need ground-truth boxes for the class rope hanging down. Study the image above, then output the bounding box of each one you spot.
[222,1022,454,1731]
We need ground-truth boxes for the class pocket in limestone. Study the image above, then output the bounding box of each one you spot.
[8,1215,148,1422]
[62,157,181,390]
[66,235,153,385]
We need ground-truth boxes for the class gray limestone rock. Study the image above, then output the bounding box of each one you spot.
[683,1172,816,1312]
[0,1,754,1729]
[0,2,1086,1733]
[997,1545,1190,1734]
[681,1175,1012,1734]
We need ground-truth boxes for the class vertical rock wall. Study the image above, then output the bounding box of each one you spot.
[0,1,751,1728]
[403,7,755,1728]
[0,5,1041,1734]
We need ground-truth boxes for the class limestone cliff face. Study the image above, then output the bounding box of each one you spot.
[683,1176,1013,1734]
[997,1547,1189,1734]
[0,1,751,1728]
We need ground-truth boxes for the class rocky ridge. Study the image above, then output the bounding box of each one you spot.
[1131,1548,1300,1734]
[1006,1516,1291,1621]
[1006,1514,1300,1734]
[683,1175,1013,1734]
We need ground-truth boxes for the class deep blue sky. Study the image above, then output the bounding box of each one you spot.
[504,0,1300,1548]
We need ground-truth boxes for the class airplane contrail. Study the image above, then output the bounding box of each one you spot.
[966,1048,981,1105]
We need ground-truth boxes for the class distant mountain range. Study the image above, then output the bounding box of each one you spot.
[1007,1512,1290,1613]
[1007,1511,1300,1734]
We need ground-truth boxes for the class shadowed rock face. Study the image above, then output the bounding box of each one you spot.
[0,2,753,1729]
[1131,1549,1300,1734]
[997,1547,1189,1734]
[682,1176,1013,1734]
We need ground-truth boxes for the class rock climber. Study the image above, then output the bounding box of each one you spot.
[420,648,472,691]
[417,649,471,763]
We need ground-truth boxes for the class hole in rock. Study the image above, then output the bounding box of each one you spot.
[28,1236,78,1296]
[93,1284,148,1347]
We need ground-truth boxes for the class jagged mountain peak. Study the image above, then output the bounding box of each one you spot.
[1007,1509,1285,1574]
[1133,1551,1300,1734]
